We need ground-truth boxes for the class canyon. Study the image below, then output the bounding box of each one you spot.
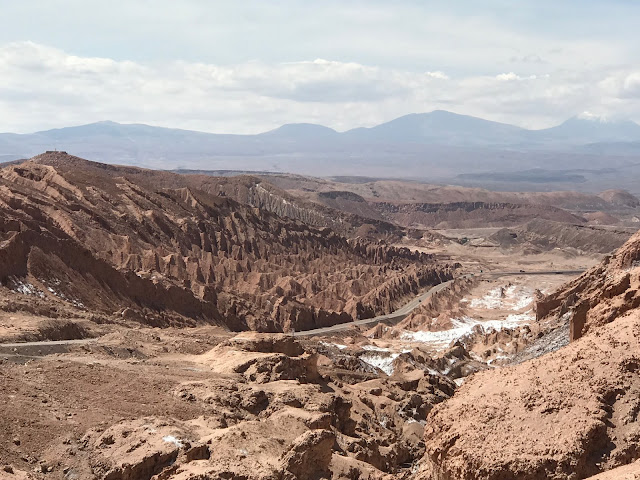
[1,152,640,480]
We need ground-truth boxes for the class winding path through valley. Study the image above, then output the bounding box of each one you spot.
[295,269,584,336]
[0,270,584,351]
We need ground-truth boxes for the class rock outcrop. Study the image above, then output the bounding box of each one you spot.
[418,229,640,479]
[30,333,458,479]
[83,418,209,480]
[536,229,640,340]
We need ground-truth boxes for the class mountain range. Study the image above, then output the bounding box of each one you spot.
[2,111,640,186]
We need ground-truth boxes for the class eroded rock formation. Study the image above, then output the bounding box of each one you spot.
[0,153,453,332]
[536,229,640,340]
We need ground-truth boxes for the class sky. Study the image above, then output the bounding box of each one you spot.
[1,0,640,133]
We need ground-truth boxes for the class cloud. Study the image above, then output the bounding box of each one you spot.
[606,72,640,99]
[496,72,521,81]
[0,41,639,134]
[185,59,415,102]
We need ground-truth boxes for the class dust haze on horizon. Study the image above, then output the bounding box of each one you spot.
[2,0,640,134]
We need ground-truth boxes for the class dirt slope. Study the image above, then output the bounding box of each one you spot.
[374,202,585,229]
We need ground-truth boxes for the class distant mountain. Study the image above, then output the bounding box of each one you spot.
[2,111,640,182]
[261,123,338,139]
[343,110,526,146]
[535,116,640,144]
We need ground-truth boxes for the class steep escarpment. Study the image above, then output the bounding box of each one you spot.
[418,229,640,480]
[218,178,399,238]
[0,153,453,332]
[314,190,387,223]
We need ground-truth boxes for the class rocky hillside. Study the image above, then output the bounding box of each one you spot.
[0,332,465,480]
[417,229,640,479]
[0,153,453,332]
[535,228,640,340]
[174,174,402,239]
[373,201,585,229]
[489,219,632,254]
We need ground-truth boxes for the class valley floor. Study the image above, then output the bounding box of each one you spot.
[0,230,606,479]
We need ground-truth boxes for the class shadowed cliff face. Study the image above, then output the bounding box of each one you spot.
[0,153,453,331]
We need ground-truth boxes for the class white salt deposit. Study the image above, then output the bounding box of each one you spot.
[468,285,533,310]
[162,435,183,447]
[360,352,401,375]
[319,341,348,350]
[361,345,391,352]
[400,311,534,347]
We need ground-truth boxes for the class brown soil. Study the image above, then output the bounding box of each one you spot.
[0,332,457,480]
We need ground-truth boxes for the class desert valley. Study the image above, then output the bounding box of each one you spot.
[5,2,640,478]
[0,149,640,479]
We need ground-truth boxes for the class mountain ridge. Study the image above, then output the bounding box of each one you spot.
[12,110,638,138]
[0,151,453,333]
[14,110,640,138]
[3,110,640,183]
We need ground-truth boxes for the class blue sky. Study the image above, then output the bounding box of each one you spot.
[1,1,639,133]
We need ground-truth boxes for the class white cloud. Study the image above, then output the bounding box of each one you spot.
[577,111,608,122]
[426,71,449,80]
[496,72,521,81]
[0,41,639,134]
